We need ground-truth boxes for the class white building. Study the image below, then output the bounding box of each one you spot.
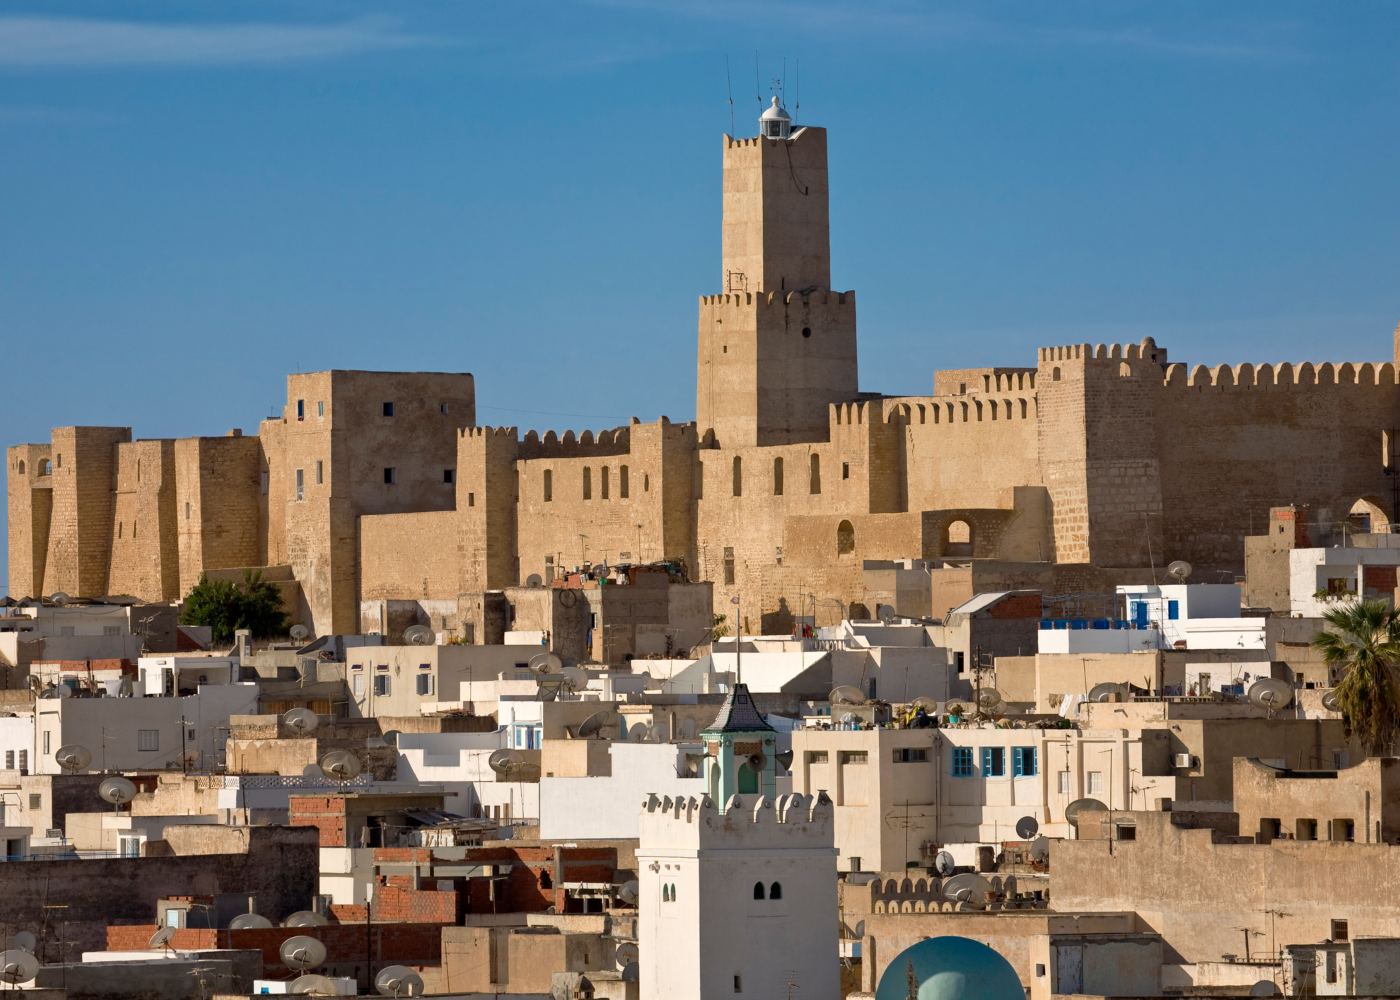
[394,728,540,823]
[1040,584,1264,654]
[1289,546,1400,617]
[637,791,839,1000]
[540,741,706,840]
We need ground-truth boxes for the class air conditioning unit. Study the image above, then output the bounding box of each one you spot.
[1173,753,1198,769]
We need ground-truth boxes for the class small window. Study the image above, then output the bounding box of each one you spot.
[951,747,974,777]
[17,751,27,774]
[733,974,742,993]
[373,675,390,696]
[315,460,323,485]
[185,501,192,520]
[893,747,927,763]
[4,751,11,769]
[468,493,475,507]
[583,467,592,500]
[1013,747,1037,777]
[619,465,629,499]
[137,730,159,752]
[773,457,784,496]
[836,520,855,555]
[809,454,821,494]
[601,466,611,500]
[1167,600,1180,621]
[1116,824,1136,841]
[1332,919,1349,942]
[723,546,735,586]
[982,747,1006,777]
[295,469,305,501]
[117,522,122,539]
[440,402,450,415]
[806,750,828,764]
[543,469,553,502]
[1057,771,1071,794]
[801,326,812,338]
[842,462,850,480]
[296,399,305,421]
[839,750,867,765]
[1297,818,1318,841]
[15,460,23,475]
[1087,770,1104,794]
[28,793,39,809]
[753,882,765,900]
[769,882,782,900]
[732,456,743,497]
[416,674,433,696]
[382,402,395,417]
[317,400,325,417]
[383,467,396,485]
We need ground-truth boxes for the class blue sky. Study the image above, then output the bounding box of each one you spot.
[3,2,1399,589]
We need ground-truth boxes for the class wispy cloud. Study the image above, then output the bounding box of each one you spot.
[0,14,438,69]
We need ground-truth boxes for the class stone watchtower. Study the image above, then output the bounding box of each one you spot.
[696,97,859,447]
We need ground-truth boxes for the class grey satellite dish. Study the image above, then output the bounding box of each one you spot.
[280,935,327,972]
[282,707,319,736]
[1015,816,1039,840]
[1029,836,1050,863]
[99,776,138,811]
[933,850,956,876]
[577,709,620,740]
[776,749,794,770]
[229,913,272,930]
[49,592,70,607]
[877,605,896,624]
[620,962,639,982]
[1321,689,1340,712]
[560,665,589,691]
[1088,681,1129,703]
[1066,797,1108,830]
[1249,982,1280,998]
[1248,677,1293,713]
[487,748,540,781]
[648,719,670,742]
[975,687,1005,713]
[289,624,311,642]
[525,574,544,587]
[941,872,992,908]
[54,743,92,773]
[617,880,639,905]
[910,695,940,713]
[1166,560,1193,582]
[380,729,401,748]
[282,911,328,928]
[615,941,639,967]
[318,749,363,782]
[0,950,39,985]
[148,926,176,951]
[828,685,866,706]
[5,932,36,954]
[290,974,337,996]
[403,625,433,646]
[528,652,563,676]
[375,965,425,997]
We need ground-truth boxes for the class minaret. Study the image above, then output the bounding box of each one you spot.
[701,683,778,801]
[696,98,859,447]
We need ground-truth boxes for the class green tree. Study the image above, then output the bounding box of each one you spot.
[180,571,288,646]
[710,613,729,643]
[1312,598,1400,756]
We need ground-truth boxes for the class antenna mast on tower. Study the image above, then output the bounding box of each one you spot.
[725,56,735,135]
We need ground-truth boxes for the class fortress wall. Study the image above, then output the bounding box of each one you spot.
[931,368,1037,396]
[42,427,131,597]
[1153,361,1400,571]
[258,418,287,571]
[359,509,460,601]
[106,439,179,601]
[7,444,52,599]
[173,435,265,599]
[456,427,519,593]
[890,394,1042,512]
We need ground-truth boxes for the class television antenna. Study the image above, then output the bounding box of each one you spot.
[281,707,319,736]
[54,744,92,773]
[1166,560,1193,582]
[282,911,327,928]
[374,965,424,997]
[229,913,272,930]
[317,750,362,784]
[98,776,137,813]
[289,624,311,643]
[0,949,39,987]
[403,625,433,646]
[1247,677,1293,715]
[1015,816,1039,840]
[279,935,327,973]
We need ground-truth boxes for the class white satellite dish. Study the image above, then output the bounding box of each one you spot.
[318,750,362,783]
[1321,689,1340,712]
[528,652,563,676]
[229,913,272,930]
[49,592,70,607]
[560,665,589,692]
[99,776,138,811]
[776,749,794,771]
[282,911,328,928]
[5,932,36,955]
[55,743,92,773]
[877,605,897,624]
[577,709,620,740]
[148,926,176,951]
[1247,677,1293,714]
[403,625,433,646]
[380,729,401,749]
[289,624,311,642]
[1015,816,1039,840]
[1088,681,1129,704]
[0,950,39,985]
[282,707,320,736]
[374,965,424,997]
[1065,797,1108,830]
[617,881,639,906]
[975,687,1005,714]
[933,850,956,876]
[290,974,338,996]
[941,872,992,908]
[279,935,327,972]
[1166,560,1193,582]
[614,942,639,967]
[828,685,867,706]
[1029,836,1050,864]
[487,748,540,781]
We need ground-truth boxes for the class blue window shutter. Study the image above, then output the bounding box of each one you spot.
[1031,747,1038,776]
[1168,600,1180,621]
[981,748,991,777]
[1013,750,1023,778]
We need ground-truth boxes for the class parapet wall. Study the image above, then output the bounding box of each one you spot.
[1037,337,1168,364]
[639,791,834,850]
[1162,360,1398,387]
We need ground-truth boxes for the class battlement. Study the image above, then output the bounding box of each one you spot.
[699,290,854,309]
[1161,360,1400,388]
[881,395,1038,427]
[869,873,1043,913]
[459,425,520,442]
[515,426,632,460]
[722,127,817,150]
[639,791,834,849]
[1037,337,1166,364]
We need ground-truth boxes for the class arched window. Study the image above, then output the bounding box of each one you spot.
[662,884,671,902]
[543,469,553,502]
[837,520,855,555]
[769,882,782,900]
[772,457,784,496]
[669,883,676,902]
[1052,367,1062,382]
[753,882,765,900]
[40,460,51,476]
[619,465,629,499]
[945,519,973,557]
[15,460,23,475]
[809,454,821,495]
[732,456,743,497]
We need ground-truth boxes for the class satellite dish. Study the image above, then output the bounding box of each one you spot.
[560,665,589,691]
[0,950,39,985]
[1015,816,1039,840]
[577,709,620,740]
[380,729,401,748]
[290,974,338,996]
[829,685,867,706]
[99,776,138,810]
[1166,560,1193,582]
[617,880,639,905]
[282,911,328,928]
[776,749,794,770]
[620,962,639,982]
[487,748,540,781]
[614,942,639,967]
[282,707,320,736]
[148,926,176,950]
[1322,689,1340,712]
[877,605,896,624]
[49,592,70,607]
[374,965,425,997]
[229,913,272,930]
[1088,682,1129,704]
[5,932,36,955]
[1249,981,1280,998]
[528,652,563,676]
[941,872,992,908]
[318,750,363,783]
[525,574,544,587]
[1248,678,1293,713]
[289,624,311,642]
[909,695,940,713]
[1029,836,1050,863]
[944,701,967,719]
[1066,797,1108,829]
[975,687,1004,713]
[54,743,92,773]
[933,850,956,876]
[403,625,433,646]
[280,935,327,972]
[649,720,670,742]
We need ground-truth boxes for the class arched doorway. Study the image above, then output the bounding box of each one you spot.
[1349,497,1391,536]
[943,519,973,557]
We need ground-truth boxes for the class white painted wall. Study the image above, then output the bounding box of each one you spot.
[540,742,706,840]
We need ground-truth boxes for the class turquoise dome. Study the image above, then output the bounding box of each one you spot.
[875,936,1023,1000]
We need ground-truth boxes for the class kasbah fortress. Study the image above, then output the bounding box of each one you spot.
[9,99,1400,641]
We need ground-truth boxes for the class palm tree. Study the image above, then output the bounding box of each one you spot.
[1313,599,1400,756]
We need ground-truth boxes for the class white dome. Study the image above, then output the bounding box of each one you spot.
[759,95,791,122]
